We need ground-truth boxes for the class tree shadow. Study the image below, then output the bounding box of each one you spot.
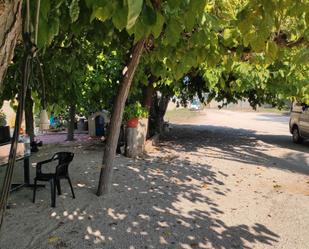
[0,135,280,249]
[161,124,309,175]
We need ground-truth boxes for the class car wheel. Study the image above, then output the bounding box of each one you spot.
[292,126,303,144]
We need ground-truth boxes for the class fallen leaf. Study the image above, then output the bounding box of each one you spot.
[201,183,208,189]
[162,230,172,237]
[48,236,60,244]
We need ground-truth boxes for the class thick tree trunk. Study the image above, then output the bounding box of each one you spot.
[156,92,170,134]
[97,39,145,196]
[142,77,156,138]
[142,77,156,111]
[25,88,35,142]
[149,90,170,136]
[67,104,76,141]
[0,0,23,89]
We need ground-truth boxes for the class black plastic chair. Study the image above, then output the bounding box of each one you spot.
[32,152,75,207]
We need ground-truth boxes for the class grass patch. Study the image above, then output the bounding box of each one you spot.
[165,108,204,123]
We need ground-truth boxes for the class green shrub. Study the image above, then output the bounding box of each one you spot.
[123,102,148,122]
[0,110,7,126]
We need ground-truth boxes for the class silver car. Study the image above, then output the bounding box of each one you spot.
[289,103,309,143]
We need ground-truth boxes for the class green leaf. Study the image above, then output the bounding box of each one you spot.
[91,7,109,22]
[165,18,182,46]
[53,0,65,9]
[294,48,309,64]
[40,0,50,20]
[190,0,206,14]
[222,28,239,47]
[112,6,128,31]
[127,18,148,43]
[142,5,156,26]
[69,0,80,23]
[151,12,164,38]
[250,34,266,52]
[236,63,251,75]
[90,2,115,22]
[265,41,278,61]
[223,29,233,41]
[85,0,95,8]
[126,0,143,30]
[304,28,309,42]
[37,17,49,49]
[306,13,309,27]
[168,0,182,8]
[183,12,195,31]
[49,17,60,39]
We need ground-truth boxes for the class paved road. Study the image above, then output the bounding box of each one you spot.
[169,109,309,174]
[163,109,309,248]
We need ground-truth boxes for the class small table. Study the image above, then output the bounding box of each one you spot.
[0,143,37,192]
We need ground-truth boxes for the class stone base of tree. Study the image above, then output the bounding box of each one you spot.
[125,118,148,158]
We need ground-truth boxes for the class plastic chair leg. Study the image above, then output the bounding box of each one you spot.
[56,179,62,195]
[32,179,37,203]
[50,179,56,207]
[67,177,75,199]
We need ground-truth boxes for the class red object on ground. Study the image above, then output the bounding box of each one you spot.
[127,117,139,128]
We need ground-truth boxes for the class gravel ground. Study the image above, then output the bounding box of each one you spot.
[0,109,308,249]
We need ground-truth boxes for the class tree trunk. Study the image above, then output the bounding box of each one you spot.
[67,104,76,141]
[149,90,170,136]
[156,92,170,134]
[0,0,23,89]
[25,88,35,142]
[142,76,156,111]
[142,77,156,138]
[97,39,145,196]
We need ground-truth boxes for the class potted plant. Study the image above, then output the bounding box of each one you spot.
[0,110,10,144]
[124,102,148,128]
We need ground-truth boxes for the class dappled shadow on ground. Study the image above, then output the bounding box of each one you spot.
[0,135,279,249]
[161,124,309,176]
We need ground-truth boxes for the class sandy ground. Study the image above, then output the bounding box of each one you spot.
[0,109,309,249]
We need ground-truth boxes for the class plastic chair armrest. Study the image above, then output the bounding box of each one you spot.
[36,158,53,174]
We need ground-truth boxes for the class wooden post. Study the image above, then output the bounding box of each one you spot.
[25,88,35,142]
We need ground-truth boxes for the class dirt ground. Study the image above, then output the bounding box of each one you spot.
[0,109,309,249]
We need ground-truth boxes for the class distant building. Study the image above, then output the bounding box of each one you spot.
[0,100,25,128]
[88,111,110,137]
